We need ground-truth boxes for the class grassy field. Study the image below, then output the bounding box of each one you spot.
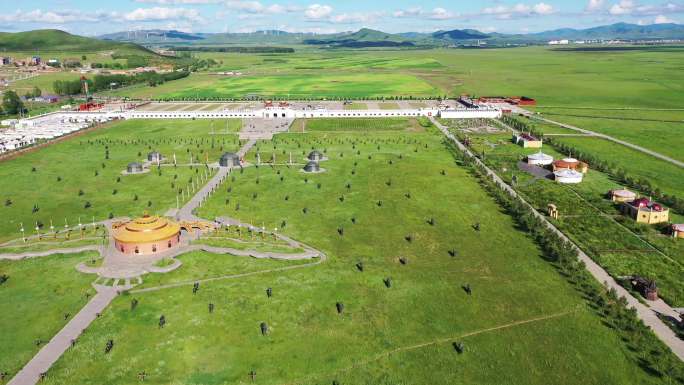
[464,132,684,306]
[549,136,684,198]
[104,46,684,109]
[530,108,684,163]
[4,71,81,95]
[297,117,428,132]
[114,72,441,100]
[0,251,97,377]
[40,124,675,384]
[0,119,240,243]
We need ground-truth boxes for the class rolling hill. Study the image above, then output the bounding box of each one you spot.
[0,29,156,55]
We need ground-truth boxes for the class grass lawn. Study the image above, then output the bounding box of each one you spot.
[298,117,427,132]
[379,102,400,109]
[465,133,684,306]
[343,102,368,110]
[0,119,240,243]
[7,71,81,95]
[532,108,684,163]
[549,136,684,199]
[0,252,97,378]
[42,124,673,384]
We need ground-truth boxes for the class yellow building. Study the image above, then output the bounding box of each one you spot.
[512,133,542,148]
[622,198,669,225]
[113,214,181,255]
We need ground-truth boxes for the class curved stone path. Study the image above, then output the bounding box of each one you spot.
[431,117,684,361]
[4,138,326,385]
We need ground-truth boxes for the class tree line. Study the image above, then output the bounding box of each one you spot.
[52,71,190,96]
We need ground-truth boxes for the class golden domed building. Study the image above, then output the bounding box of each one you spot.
[113,214,181,255]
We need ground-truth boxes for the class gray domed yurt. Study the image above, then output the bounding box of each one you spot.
[147,151,163,162]
[219,152,240,167]
[308,150,324,161]
[303,161,321,173]
[127,162,144,174]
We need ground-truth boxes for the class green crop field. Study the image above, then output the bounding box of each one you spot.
[114,72,441,100]
[0,119,240,243]
[34,123,677,385]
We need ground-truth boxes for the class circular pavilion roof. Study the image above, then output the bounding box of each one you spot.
[308,150,324,160]
[554,169,583,178]
[673,224,684,232]
[527,151,553,161]
[221,152,239,160]
[128,162,143,167]
[611,189,636,199]
[113,214,181,244]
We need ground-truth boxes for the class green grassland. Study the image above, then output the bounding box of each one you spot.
[109,46,684,109]
[0,119,240,243]
[550,136,684,198]
[6,71,82,95]
[0,252,97,377]
[41,125,674,384]
[531,108,684,163]
[109,72,440,100]
[464,133,684,306]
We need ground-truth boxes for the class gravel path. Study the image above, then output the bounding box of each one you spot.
[431,117,684,361]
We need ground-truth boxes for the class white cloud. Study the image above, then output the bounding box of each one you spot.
[393,7,423,18]
[533,3,554,15]
[0,9,108,23]
[329,12,381,24]
[123,7,203,22]
[135,0,219,4]
[609,0,635,15]
[654,14,675,23]
[429,7,457,20]
[481,3,554,19]
[304,4,333,19]
[586,0,606,12]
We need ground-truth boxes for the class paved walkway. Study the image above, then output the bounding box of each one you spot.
[528,115,684,168]
[430,117,684,361]
[7,285,119,385]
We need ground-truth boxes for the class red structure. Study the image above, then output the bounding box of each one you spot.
[78,102,104,111]
[476,96,537,106]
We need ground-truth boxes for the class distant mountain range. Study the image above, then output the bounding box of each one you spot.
[97,23,684,47]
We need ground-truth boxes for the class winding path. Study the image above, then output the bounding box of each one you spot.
[431,117,684,361]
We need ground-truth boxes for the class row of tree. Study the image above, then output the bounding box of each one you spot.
[52,71,191,96]
[446,140,684,382]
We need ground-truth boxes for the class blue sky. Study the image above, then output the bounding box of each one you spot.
[0,0,681,35]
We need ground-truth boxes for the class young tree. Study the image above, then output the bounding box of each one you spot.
[2,91,24,115]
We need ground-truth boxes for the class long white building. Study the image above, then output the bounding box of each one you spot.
[1,103,502,154]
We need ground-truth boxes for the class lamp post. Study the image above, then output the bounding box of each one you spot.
[20,222,26,243]
[35,222,40,240]
[50,219,55,239]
